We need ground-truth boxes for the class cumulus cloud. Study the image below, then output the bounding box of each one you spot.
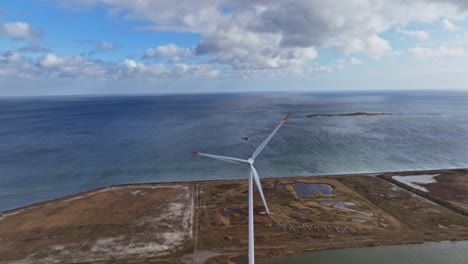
[349,57,362,65]
[37,53,112,78]
[0,51,23,63]
[0,50,41,78]
[121,59,220,79]
[0,21,47,53]
[428,0,468,10]
[409,46,465,59]
[144,43,192,61]
[0,50,221,80]
[397,28,429,41]
[96,41,118,52]
[443,19,460,31]
[38,53,66,68]
[196,28,318,70]
[345,35,392,56]
[64,0,468,73]
[5,0,468,81]
[0,21,40,40]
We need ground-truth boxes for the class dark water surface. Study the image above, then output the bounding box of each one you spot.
[1,91,468,210]
[259,241,468,264]
[292,183,334,197]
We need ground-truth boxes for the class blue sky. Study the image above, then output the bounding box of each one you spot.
[1,0,468,96]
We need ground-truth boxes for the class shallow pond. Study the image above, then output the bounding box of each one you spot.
[392,174,439,192]
[352,218,367,223]
[292,183,334,197]
[319,200,354,208]
[275,183,286,189]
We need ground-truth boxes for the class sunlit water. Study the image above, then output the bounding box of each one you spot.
[1,91,468,210]
[259,241,468,264]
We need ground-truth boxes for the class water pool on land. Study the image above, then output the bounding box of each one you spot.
[260,241,468,264]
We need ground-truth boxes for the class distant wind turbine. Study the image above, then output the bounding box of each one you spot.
[192,114,290,264]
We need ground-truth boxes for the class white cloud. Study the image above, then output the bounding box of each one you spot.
[4,0,468,82]
[96,41,118,52]
[144,43,192,61]
[120,59,220,79]
[397,28,429,41]
[443,19,460,31]
[196,27,318,70]
[0,50,40,78]
[0,21,39,40]
[427,0,468,11]
[0,51,221,80]
[0,51,23,63]
[37,53,112,78]
[409,46,465,59]
[123,59,138,69]
[64,0,468,73]
[349,57,362,65]
[38,53,67,68]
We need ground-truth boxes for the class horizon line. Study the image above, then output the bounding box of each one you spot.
[2,88,468,99]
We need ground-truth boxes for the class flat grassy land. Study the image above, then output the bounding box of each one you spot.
[379,169,468,215]
[0,184,194,264]
[1,169,467,264]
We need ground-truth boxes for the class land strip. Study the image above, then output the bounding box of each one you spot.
[378,169,468,216]
[0,169,467,264]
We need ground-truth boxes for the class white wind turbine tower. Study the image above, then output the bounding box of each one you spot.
[192,114,290,264]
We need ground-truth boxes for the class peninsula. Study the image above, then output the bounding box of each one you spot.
[1,169,467,264]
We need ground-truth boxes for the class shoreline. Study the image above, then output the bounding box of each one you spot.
[2,167,466,215]
[1,168,468,263]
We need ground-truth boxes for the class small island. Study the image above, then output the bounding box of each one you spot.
[305,112,392,118]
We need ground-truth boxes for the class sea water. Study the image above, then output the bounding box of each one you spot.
[1,91,468,210]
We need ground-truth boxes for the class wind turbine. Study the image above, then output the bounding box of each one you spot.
[192,114,290,264]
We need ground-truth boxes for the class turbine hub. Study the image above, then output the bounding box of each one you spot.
[247,158,254,165]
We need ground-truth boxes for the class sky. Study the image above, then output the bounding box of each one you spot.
[1,0,468,96]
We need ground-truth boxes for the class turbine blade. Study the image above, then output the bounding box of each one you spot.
[192,151,248,164]
[251,113,290,160]
[250,164,270,215]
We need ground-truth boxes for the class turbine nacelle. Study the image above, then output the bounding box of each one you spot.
[192,113,290,264]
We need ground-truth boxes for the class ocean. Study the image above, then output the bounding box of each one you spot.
[1,91,468,211]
